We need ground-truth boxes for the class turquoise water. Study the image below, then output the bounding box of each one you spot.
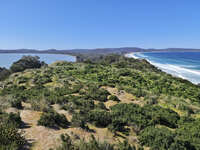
[0,53,76,68]
[126,52,200,84]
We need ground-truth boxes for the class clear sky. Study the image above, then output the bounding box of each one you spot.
[0,0,199,49]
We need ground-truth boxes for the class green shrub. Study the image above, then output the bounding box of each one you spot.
[109,95,120,102]
[139,126,174,149]
[88,110,112,127]
[110,103,150,130]
[0,67,10,81]
[176,118,200,150]
[38,109,69,128]
[71,113,88,129]
[0,123,26,150]
[30,99,50,111]
[139,126,193,150]
[144,105,180,128]
[144,95,158,105]
[73,99,94,111]
[117,140,136,150]
[56,134,74,150]
[10,99,22,109]
[0,112,23,128]
[108,119,127,134]
[86,85,110,102]
[96,102,107,110]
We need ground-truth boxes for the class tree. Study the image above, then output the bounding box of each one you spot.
[10,55,45,72]
[0,67,10,81]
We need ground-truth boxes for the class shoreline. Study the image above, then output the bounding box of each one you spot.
[125,52,200,85]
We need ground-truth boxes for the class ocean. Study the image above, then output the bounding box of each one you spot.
[126,52,200,84]
[0,53,76,68]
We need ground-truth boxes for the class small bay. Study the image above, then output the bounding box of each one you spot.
[0,53,76,68]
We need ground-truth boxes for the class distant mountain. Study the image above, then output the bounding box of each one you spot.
[0,47,200,56]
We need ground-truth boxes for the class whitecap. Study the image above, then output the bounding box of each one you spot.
[125,53,140,59]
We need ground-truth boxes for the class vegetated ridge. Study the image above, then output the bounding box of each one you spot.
[0,55,200,150]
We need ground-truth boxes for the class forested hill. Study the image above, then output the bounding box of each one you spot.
[0,55,200,150]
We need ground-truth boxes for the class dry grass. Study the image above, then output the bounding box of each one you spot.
[5,107,19,114]
[20,108,115,150]
[102,86,143,106]
[104,100,118,109]
[87,124,117,143]
[20,109,65,150]
[52,104,72,121]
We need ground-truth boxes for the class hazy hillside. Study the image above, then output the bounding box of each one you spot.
[0,55,200,150]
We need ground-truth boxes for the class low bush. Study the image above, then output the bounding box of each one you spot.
[10,99,23,109]
[86,85,110,102]
[110,103,150,130]
[108,119,127,135]
[143,105,180,128]
[109,95,120,102]
[95,102,108,110]
[87,110,112,127]
[0,112,23,128]
[38,109,69,128]
[139,126,194,150]
[117,140,136,150]
[0,123,26,150]
[71,113,88,129]
[0,67,10,81]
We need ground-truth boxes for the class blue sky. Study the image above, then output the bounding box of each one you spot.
[0,0,199,49]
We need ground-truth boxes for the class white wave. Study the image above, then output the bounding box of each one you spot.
[153,62,200,76]
[177,74,186,79]
[179,64,199,69]
[125,53,140,59]
[149,61,200,84]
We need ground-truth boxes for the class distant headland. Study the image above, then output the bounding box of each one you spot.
[0,47,200,56]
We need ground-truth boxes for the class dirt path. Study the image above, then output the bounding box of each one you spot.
[20,110,66,150]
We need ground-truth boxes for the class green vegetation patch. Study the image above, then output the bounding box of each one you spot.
[37,108,69,129]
